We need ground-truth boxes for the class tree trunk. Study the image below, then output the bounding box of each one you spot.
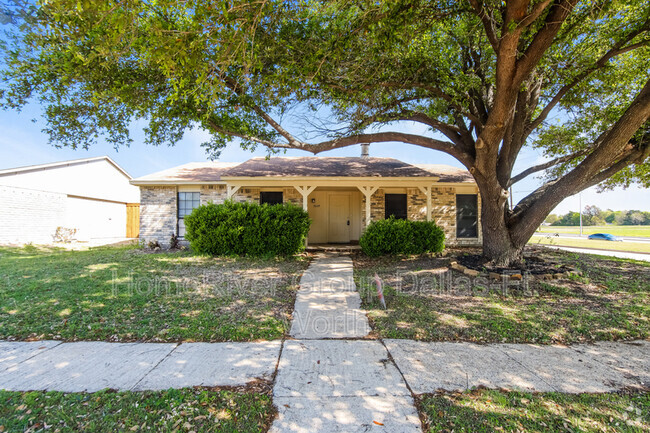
[478,184,525,267]
[478,182,554,267]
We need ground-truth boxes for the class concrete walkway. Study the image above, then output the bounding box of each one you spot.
[1,252,649,433]
[289,252,371,339]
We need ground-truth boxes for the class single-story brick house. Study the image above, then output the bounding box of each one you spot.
[131,156,481,247]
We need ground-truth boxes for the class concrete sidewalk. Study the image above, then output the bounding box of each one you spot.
[1,252,649,433]
[0,340,281,392]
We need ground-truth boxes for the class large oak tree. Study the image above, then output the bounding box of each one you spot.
[2,0,649,264]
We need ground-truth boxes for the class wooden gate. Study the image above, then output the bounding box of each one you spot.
[126,203,140,238]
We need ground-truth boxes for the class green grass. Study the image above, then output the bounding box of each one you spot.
[419,389,650,432]
[0,245,309,342]
[530,235,650,253]
[0,388,274,432]
[354,250,650,344]
[537,225,650,237]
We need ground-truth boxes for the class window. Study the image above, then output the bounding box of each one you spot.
[385,193,407,219]
[260,191,283,205]
[456,194,478,238]
[178,192,200,237]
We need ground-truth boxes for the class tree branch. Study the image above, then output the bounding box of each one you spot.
[514,0,579,84]
[509,148,587,186]
[516,0,554,30]
[468,0,499,50]
[510,77,650,232]
[527,35,650,134]
[206,117,474,166]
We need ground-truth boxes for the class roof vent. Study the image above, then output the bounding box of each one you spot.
[360,143,370,159]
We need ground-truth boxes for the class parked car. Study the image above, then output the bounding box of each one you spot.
[588,233,621,241]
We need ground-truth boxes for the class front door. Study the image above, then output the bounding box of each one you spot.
[328,194,351,243]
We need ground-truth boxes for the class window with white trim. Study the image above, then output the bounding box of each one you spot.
[178,192,200,237]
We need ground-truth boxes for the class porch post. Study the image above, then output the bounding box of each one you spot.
[418,186,432,222]
[357,186,379,227]
[226,184,241,199]
[293,185,317,211]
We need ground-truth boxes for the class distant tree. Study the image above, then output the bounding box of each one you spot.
[627,211,646,225]
[545,214,559,225]
[552,211,581,226]
[582,205,602,226]
[615,211,629,225]
[602,210,616,224]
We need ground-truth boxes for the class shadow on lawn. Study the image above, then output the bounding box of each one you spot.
[0,245,308,342]
[418,389,650,432]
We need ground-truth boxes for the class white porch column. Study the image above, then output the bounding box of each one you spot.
[357,186,379,227]
[418,186,432,222]
[293,185,317,211]
[226,184,241,199]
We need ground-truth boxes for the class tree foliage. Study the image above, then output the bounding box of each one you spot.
[2,0,649,263]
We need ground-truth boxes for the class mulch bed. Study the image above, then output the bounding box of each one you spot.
[456,252,575,275]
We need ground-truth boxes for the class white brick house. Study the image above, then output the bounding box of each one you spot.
[131,157,481,248]
[0,156,140,244]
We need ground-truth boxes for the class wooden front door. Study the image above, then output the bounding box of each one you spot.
[126,203,140,238]
[328,194,350,243]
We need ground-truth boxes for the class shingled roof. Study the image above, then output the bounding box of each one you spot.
[132,162,240,183]
[414,164,474,183]
[131,157,474,184]
[221,157,438,178]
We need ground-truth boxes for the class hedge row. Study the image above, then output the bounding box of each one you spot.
[359,217,445,256]
[184,201,311,256]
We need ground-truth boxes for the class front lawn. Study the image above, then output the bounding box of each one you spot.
[0,245,309,342]
[0,388,274,432]
[354,248,650,344]
[419,389,649,432]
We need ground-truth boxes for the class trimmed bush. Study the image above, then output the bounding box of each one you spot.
[184,201,311,256]
[359,217,445,257]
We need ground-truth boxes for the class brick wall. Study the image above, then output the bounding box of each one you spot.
[233,188,260,203]
[0,185,66,244]
[359,186,481,246]
[407,188,427,221]
[140,186,177,246]
[361,188,386,223]
[430,186,457,243]
[283,187,302,206]
[200,185,227,204]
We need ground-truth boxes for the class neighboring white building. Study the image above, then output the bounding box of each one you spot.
[0,156,140,244]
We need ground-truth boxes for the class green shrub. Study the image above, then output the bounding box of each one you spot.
[359,217,445,256]
[184,201,311,256]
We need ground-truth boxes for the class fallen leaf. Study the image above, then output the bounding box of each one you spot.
[373,421,384,426]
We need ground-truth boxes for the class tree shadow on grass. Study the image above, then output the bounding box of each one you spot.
[418,389,650,432]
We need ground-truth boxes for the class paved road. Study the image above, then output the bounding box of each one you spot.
[2,253,650,433]
[533,232,650,243]
[539,244,650,262]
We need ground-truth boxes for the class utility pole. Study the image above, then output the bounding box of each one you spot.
[579,192,583,237]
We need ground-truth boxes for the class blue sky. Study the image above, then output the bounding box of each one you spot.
[1,102,649,215]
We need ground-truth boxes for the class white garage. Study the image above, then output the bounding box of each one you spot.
[0,156,140,245]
